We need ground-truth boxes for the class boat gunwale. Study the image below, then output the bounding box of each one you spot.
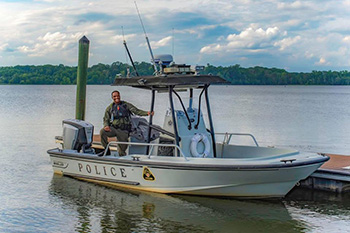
[48,148,329,171]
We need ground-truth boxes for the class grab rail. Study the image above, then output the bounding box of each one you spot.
[105,141,189,161]
[215,132,259,147]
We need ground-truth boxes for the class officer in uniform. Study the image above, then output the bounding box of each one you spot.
[100,90,154,156]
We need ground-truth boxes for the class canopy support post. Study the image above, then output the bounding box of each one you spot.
[189,88,193,111]
[204,84,217,158]
[146,89,155,154]
[169,86,180,156]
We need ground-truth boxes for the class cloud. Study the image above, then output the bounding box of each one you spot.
[112,33,137,43]
[274,36,301,51]
[0,43,9,52]
[34,0,59,2]
[74,12,115,25]
[18,32,81,57]
[1,0,350,71]
[316,57,329,66]
[139,36,172,49]
[277,1,308,10]
[200,26,283,54]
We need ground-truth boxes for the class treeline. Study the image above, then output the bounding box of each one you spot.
[205,64,350,85]
[0,62,152,85]
[1,62,350,85]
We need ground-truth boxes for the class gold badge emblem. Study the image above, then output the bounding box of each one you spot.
[143,167,155,181]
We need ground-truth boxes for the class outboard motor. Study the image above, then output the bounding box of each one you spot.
[62,119,94,154]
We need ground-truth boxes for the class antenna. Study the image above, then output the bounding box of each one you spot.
[122,26,139,77]
[172,28,174,58]
[134,1,158,74]
[122,27,128,64]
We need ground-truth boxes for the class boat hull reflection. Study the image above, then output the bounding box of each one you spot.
[49,174,306,232]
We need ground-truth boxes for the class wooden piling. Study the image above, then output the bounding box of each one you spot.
[75,36,90,120]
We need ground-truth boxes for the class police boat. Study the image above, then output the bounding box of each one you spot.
[47,55,329,198]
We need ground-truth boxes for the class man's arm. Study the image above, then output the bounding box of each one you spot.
[125,102,149,116]
[103,104,112,127]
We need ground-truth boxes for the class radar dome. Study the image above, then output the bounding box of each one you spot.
[154,54,173,66]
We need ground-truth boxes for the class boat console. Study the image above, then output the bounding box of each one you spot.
[160,108,213,158]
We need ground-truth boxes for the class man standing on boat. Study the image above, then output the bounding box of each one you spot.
[100,90,154,156]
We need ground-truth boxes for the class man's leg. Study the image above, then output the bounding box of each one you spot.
[100,128,117,148]
[115,129,129,156]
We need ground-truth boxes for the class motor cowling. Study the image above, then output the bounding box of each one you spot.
[62,119,94,153]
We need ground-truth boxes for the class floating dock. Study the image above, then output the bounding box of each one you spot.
[300,154,350,193]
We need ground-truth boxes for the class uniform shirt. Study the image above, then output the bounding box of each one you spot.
[103,101,148,128]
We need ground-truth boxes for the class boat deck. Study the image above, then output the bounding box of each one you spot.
[92,134,115,150]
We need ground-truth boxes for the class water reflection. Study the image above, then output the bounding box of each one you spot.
[49,175,305,233]
[283,188,350,232]
[285,187,350,215]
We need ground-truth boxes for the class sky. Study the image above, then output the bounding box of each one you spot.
[0,0,350,72]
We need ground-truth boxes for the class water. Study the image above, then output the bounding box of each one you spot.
[1,85,350,232]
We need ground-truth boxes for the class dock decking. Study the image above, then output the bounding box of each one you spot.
[300,154,350,193]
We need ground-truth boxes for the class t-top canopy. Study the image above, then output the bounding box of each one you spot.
[112,74,229,90]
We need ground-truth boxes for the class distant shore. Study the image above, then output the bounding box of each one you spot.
[1,62,350,85]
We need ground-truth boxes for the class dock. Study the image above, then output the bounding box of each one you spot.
[300,154,350,193]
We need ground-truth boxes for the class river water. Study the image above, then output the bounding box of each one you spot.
[0,85,350,232]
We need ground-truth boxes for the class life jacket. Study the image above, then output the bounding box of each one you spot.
[110,101,131,121]
[110,102,133,131]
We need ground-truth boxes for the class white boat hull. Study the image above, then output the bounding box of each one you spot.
[48,149,328,198]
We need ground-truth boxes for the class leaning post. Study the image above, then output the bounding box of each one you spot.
[75,36,90,120]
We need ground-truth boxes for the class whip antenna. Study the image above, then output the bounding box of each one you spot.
[172,28,175,58]
[134,1,158,74]
[122,26,128,64]
[122,26,139,77]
